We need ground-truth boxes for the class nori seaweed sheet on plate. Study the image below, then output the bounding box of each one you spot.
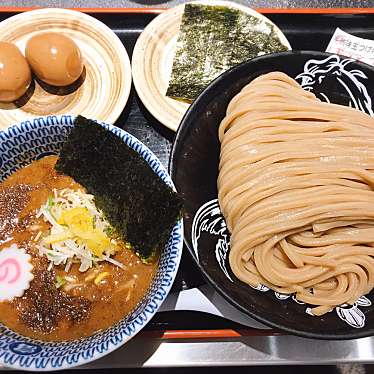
[166,3,289,102]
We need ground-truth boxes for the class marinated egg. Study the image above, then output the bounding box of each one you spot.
[25,33,83,86]
[0,42,31,102]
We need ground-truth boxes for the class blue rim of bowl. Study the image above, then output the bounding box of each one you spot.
[0,114,183,370]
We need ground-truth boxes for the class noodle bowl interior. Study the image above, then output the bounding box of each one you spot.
[218,72,374,316]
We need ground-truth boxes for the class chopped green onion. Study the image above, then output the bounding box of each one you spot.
[104,226,115,236]
[47,195,55,208]
[55,275,66,289]
[46,196,57,221]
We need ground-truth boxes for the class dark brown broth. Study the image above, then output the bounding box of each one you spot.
[0,156,157,341]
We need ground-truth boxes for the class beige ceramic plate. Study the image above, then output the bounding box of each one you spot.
[0,8,131,130]
[132,0,291,132]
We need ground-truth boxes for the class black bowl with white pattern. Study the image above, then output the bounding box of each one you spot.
[170,51,374,339]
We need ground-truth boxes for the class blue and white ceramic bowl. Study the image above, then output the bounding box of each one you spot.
[0,115,183,371]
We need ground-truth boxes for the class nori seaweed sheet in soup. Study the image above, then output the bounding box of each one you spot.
[56,116,183,261]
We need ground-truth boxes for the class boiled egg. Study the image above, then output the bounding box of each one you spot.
[0,42,31,102]
[26,32,83,87]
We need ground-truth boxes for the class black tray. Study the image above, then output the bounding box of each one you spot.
[2,8,374,333]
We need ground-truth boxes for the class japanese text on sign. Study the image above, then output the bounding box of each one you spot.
[326,28,374,66]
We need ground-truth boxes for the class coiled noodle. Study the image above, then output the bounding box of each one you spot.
[218,72,374,315]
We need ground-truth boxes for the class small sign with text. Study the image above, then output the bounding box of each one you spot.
[326,28,374,66]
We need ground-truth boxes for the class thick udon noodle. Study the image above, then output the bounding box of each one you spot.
[218,72,374,316]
